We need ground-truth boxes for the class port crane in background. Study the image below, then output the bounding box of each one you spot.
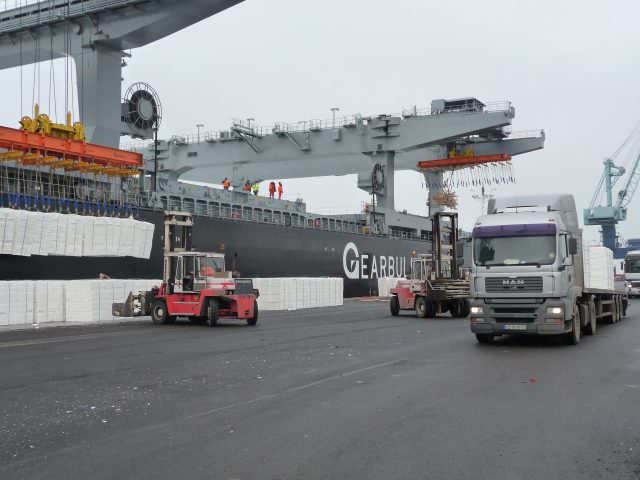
[584,123,640,256]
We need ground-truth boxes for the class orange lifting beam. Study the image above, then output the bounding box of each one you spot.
[418,153,511,170]
[0,125,142,169]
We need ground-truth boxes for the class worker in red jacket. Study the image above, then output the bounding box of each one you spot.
[278,182,284,200]
[222,177,230,190]
[268,181,276,198]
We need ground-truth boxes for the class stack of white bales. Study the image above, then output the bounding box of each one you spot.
[583,246,614,291]
[0,208,154,258]
[64,279,160,323]
[377,277,403,297]
[0,279,160,327]
[252,277,343,311]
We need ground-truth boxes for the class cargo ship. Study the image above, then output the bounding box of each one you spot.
[0,1,545,297]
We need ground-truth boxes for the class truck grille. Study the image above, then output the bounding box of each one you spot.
[485,277,543,293]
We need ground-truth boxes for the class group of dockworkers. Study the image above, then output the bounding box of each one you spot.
[222,177,284,199]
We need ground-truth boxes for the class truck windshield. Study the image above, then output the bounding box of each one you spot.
[625,256,640,273]
[474,235,556,266]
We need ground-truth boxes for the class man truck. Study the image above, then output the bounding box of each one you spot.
[469,194,627,345]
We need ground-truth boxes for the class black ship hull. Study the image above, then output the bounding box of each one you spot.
[0,210,428,297]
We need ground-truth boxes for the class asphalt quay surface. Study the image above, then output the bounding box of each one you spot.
[1,299,640,480]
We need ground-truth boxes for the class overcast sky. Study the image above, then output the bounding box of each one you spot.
[2,0,640,242]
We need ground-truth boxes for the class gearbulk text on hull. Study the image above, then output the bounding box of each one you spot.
[343,242,407,280]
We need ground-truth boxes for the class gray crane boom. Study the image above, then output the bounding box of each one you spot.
[146,99,544,214]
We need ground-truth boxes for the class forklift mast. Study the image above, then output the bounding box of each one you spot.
[431,212,461,280]
[163,211,194,286]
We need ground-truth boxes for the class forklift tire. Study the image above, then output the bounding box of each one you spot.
[207,300,219,328]
[425,300,438,318]
[151,300,169,325]
[458,299,471,318]
[415,297,428,318]
[247,300,259,326]
[390,295,400,316]
[448,301,459,318]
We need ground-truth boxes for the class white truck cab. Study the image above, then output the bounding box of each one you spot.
[469,194,626,344]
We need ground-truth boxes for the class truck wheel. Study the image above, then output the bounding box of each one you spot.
[563,308,581,345]
[415,297,427,318]
[206,299,219,328]
[476,333,494,344]
[449,301,460,318]
[151,300,169,325]
[585,300,597,336]
[247,300,259,326]
[390,295,400,316]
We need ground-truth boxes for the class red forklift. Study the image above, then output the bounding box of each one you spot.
[113,211,259,327]
[390,212,470,318]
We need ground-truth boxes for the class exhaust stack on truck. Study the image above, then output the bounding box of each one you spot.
[469,194,628,344]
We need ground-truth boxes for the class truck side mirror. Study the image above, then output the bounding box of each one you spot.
[455,241,464,259]
[569,238,578,255]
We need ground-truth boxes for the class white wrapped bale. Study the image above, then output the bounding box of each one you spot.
[81,216,94,257]
[54,213,68,256]
[106,218,121,256]
[40,213,59,256]
[132,220,148,258]
[23,211,44,256]
[584,246,614,291]
[0,281,9,326]
[9,281,33,325]
[0,209,6,248]
[46,281,65,323]
[64,280,96,323]
[64,215,78,257]
[2,209,16,254]
[11,210,27,256]
[119,219,134,257]
[335,278,344,306]
[94,218,109,257]
[143,222,155,259]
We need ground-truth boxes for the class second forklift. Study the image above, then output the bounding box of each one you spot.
[389,212,470,318]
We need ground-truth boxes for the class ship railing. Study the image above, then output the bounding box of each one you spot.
[401,101,511,118]
[165,100,513,143]
[504,129,545,139]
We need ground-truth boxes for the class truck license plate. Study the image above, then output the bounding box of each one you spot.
[503,324,527,331]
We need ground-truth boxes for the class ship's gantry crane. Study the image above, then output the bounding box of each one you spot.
[147,98,544,218]
[584,123,640,252]
[0,0,244,148]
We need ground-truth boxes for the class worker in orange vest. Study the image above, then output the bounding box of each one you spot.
[222,177,230,190]
[278,181,284,200]
[268,181,276,198]
[242,181,251,192]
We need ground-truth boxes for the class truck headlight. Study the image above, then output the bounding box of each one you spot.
[470,306,483,314]
[546,307,563,315]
